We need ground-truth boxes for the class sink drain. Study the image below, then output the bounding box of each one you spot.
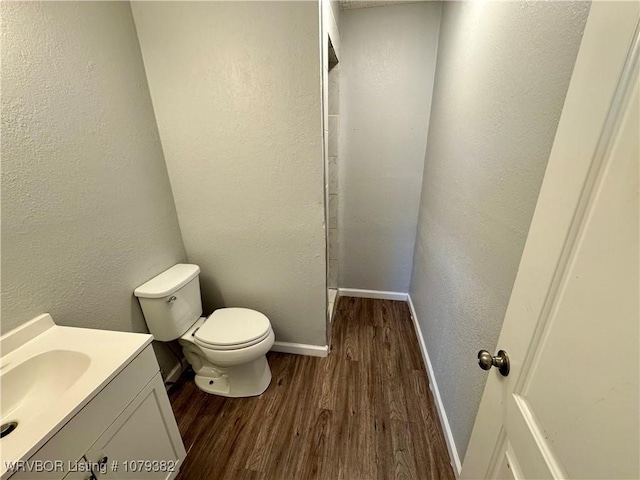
[1,421,18,438]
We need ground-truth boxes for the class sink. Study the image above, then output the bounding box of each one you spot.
[1,350,91,423]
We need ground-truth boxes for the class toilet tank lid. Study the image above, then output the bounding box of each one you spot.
[134,264,200,299]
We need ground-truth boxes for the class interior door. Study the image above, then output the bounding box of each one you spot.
[461,3,639,479]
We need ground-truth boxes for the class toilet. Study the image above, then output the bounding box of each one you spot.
[134,264,275,397]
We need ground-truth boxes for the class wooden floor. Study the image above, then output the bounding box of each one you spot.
[169,297,455,480]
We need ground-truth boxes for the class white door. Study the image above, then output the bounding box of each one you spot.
[462,3,639,479]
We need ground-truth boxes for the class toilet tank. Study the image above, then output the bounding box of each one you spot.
[134,264,203,342]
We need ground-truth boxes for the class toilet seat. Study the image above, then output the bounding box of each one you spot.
[195,329,272,350]
[194,308,272,351]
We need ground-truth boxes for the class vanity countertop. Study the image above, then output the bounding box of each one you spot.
[0,314,153,479]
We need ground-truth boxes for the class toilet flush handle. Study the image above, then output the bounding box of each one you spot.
[166,296,177,304]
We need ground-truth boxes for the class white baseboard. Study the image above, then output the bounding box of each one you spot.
[407,294,462,477]
[164,361,185,390]
[162,341,329,387]
[271,341,329,357]
[338,288,408,301]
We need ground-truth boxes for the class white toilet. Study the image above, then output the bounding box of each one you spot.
[134,264,275,397]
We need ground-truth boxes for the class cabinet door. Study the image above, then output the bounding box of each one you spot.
[85,374,186,480]
[62,457,95,480]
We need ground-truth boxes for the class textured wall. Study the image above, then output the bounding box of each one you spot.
[409,0,590,460]
[132,2,327,346]
[1,2,187,375]
[339,3,441,292]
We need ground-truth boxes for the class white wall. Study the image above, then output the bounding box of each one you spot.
[1,2,187,376]
[339,3,441,293]
[409,0,590,462]
[132,2,327,347]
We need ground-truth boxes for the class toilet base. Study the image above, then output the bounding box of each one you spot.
[193,355,272,397]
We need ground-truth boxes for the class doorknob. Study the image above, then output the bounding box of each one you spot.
[477,349,510,376]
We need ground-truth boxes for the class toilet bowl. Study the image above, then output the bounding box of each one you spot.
[179,309,275,397]
[134,264,275,397]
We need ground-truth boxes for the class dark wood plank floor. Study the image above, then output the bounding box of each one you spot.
[169,297,455,480]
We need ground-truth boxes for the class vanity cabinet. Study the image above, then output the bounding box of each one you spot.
[83,374,183,479]
[9,346,186,480]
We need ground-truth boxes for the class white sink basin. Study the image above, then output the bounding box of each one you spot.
[0,314,153,480]
[1,350,91,422]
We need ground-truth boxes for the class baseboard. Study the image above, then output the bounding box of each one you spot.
[164,361,185,390]
[271,341,329,357]
[407,294,462,477]
[162,341,329,386]
[338,288,408,301]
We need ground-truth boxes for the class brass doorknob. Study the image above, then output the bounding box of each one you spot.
[477,349,510,376]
